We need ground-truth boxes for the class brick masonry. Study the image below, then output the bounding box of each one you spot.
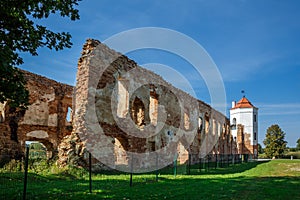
[0,39,255,169]
[57,39,239,172]
[0,70,73,165]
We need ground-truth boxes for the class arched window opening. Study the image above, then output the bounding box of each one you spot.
[149,85,158,126]
[26,141,47,159]
[198,116,203,133]
[232,118,236,130]
[212,119,216,136]
[205,113,210,134]
[218,122,221,137]
[184,112,190,130]
[131,97,145,128]
[0,102,7,123]
[0,111,3,123]
[114,138,128,165]
[66,107,72,123]
[117,80,129,118]
[232,118,236,125]
[148,141,155,151]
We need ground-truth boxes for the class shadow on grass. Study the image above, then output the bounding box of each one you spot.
[5,160,300,200]
[188,160,270,175]
[2,174,298,200]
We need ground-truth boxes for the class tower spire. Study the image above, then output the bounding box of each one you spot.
[241,90,245,97]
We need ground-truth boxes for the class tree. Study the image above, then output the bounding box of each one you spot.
[263,124,287,158]
[258,143,264,154]
[0,0,80,108]
[296,138,300,151]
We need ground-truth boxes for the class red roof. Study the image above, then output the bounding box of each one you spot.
[231,97,255,109]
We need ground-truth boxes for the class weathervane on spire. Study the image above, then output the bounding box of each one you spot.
[241,90,245,97]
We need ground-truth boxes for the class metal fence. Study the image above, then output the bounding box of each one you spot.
[0,147,251,199]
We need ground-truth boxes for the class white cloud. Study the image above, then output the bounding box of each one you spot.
[257,103,300,116]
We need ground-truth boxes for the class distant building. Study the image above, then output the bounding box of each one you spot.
[230,96,258,159]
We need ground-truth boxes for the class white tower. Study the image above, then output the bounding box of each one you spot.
[230,96,258,158]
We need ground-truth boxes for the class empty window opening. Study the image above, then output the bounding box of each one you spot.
[218,122,221,136]
[114,138,128,165]
[149,141,155,151]
[131,97,145,128]
[0,102,6,123]
[0,111,3,123]
[254,114,257,122]
[254,132,257,140]
[66,107,72,123]
[117,80,129,118]
[205,113,210,134]
[184,112,190,130]
[149,85,158,126]
[198,117,203,133]
[212,119,216,136]
[26,141,47,159]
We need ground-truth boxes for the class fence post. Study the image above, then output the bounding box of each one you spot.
[23,146,29,200]
[89,153,92,193]
[187,154,191,175]
[227,154,229,167]
[199,157,201,173]
[155,152,158,182]
[174,153,177,177]
[130,154,133,187]
[215,154,217,169]
[207,155,210,171]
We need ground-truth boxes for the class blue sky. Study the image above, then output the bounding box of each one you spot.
[19,0,300,147]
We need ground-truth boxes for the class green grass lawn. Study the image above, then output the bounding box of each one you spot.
[1,159,299,199]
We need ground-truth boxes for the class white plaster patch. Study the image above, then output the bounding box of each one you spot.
[48,113,58,126]
[21,100,49,125]
[42,93,55,101]
[26,130,49,139]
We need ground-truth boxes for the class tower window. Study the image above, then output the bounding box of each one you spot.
[231,118,236,130]
[232,118,236,125]
[254,132,257,140]
[254,114,257,122]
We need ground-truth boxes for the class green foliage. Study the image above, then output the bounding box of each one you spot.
[258,143,264,154]
[258,153,268,159]
[263,124,287,158]
[0,0,80,108]
[282,151,300,159]
[29,142,46,150]
[0,159,24,172]
[0,66,29,109]
[297,138,300,150]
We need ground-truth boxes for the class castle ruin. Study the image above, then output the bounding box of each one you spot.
[0,39,257,170]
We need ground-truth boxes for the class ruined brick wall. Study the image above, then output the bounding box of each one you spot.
[236,124,257,159]
[0,40,242,169]
[58,39,235,172]
[0,70,73,164]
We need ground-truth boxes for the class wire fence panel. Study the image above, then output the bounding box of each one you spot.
[0,150,252,199]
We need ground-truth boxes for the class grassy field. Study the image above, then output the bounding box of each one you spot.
[1,159,300,199]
